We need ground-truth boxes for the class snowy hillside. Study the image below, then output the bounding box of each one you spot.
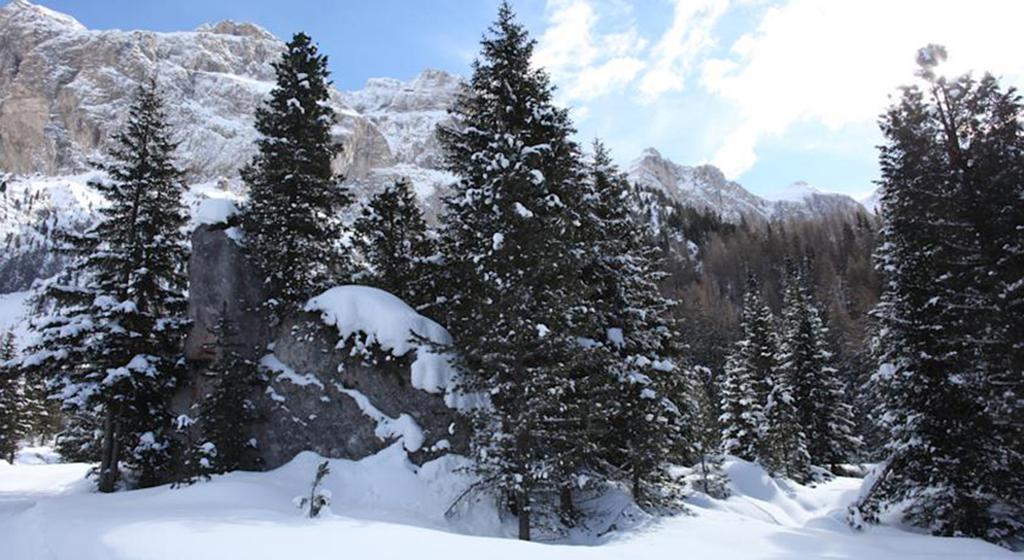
[0,447,1013,559]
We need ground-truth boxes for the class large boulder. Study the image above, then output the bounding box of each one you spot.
[181,225,467,470]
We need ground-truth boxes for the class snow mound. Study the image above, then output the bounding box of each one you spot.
[305,285,472,410]
[194,196,239,226]
[692,456,852,529]
[306,285,451,356]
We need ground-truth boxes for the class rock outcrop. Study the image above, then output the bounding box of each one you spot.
[182,225,466,469]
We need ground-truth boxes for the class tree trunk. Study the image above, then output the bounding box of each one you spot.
[98,407,120,493]
[560,484,575,526]
[700,453,709,495]
[517,489,531,541]
[632,463,642,503]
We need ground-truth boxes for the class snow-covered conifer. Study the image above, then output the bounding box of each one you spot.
[852,45,1024,545]
[183,306,264,482]
[581,141,686,505]
[23,80,189,491]
[719,275,775,462]
[775,259,858,474]
[352,179,436,308]
[241,32,352,310]
[0,330,28,463]
[436,2,591,540]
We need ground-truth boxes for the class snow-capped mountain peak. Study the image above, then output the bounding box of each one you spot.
[761,181,822,202]
[1,0,85,33]
[628,148,866,223]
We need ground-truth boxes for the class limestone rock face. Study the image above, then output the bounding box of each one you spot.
[183,225,466,470]
[184,225,269,362]
[0,0,392,180]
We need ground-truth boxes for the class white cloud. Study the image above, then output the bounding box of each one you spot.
[534,0,647,102]
[701,0,1024,177]
[637,0,730,101]
[534,0,1024,181]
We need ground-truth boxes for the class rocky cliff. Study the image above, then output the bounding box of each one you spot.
[0,0,392,180]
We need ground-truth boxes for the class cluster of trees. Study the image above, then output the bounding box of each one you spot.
[719,266,858,483]
[849,45,1024,546]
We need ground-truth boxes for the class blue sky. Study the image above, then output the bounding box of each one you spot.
[36,0,1024,199]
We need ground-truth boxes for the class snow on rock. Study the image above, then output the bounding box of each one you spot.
[332,383,425,452]
[628,148,868,224]
[306,285,451,357]
[0,0,391,180]
[305,285,473,413]
[194,196,239,226]
[261,353,325,390]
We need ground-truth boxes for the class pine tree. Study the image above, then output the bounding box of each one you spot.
[241,32,351,310]
[24,79,189,492]
[581,141,686,506]
[719,275,776,463]
[352,179,436,308]
[852,45,1024,545]
[181,306,264,482]
[436,2,591,541]
[0,330,28,463]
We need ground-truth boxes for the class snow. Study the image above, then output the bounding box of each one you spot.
[306,285,452,357]
[761,181,821,203]
[0,290,33,348]
[513,202,534,218]
[606,327,624,347]
[261,353,325,390]
[332,383,425,452]
[306,285,472,411]
[194,196,238,226]
[0,449,1013,560]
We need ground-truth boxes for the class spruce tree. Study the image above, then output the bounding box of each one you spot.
[437,2,590,540]
[762,359,810,482]
[241,32,351,310]
[719,275,776,463]
[582,141,685,505]
[352,179,436,308]
[24,80,189,492]
[689,365,729,498]
[0,330,27,463]
[852,45,1024,544]
[182,306,264,481]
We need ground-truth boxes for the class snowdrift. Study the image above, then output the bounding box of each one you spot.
[0,448,1015,560]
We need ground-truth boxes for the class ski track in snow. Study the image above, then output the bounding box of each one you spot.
[0,448,1014,560]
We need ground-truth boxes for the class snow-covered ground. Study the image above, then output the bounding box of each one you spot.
[0,290,33,348]
[0,447,1013,560]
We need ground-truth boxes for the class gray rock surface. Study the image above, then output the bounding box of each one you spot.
[182,224,466,470]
